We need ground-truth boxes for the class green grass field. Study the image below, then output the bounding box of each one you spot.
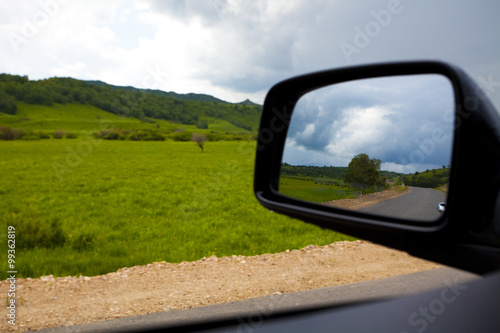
[279,177,361,203]
[0,102,252,135]
[0,139,354,279]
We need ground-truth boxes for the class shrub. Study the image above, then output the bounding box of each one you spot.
[205,132,255,142]
[37,132,51,139]
[205,132,224,141]
[93,129,109,139]
[196,120,209,129]
[72,232,95,251]
[65,132,78,139]
[94,129,128,140]
[142,130,165,141]
[127,131,144,141]
[20,134,39,140]
[53,130,67,139]
[171,131,192,142]
[104,131,120,140]
[13,218,67,250]
[18,128,44,140]
[0,126,21,140]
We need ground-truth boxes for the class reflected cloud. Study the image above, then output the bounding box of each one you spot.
[283,74,454,173]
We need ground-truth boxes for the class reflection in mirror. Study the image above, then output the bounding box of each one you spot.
[279,74,454,221]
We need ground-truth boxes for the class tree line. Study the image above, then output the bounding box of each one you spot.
[281,154,387,193]
[282,153,449,192]
[280,163,349,180]
[403,168,449,188]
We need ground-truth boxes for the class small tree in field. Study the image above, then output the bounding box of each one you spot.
[191,133,207,153]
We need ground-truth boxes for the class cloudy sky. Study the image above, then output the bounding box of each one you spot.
[1,1,499,172]
[283,74,455,173]
[0,0,499,106]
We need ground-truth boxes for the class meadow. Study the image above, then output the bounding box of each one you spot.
[0,139,353,279]
[0,102,251,135]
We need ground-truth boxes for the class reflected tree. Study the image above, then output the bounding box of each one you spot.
[345,153,382,195]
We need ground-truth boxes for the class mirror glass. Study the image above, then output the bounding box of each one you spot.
[280,74,454,221]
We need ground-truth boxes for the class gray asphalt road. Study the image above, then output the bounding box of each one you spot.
[359,186,446,221]
[39,268,477,333]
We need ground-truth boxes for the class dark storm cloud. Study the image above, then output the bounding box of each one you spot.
[283,74,455,172]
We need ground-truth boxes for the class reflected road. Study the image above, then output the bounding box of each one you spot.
[359,187,446,221]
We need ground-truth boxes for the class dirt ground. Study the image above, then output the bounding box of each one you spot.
[323,185,409,210]
[1,187,442,332]
[1,240,442,332]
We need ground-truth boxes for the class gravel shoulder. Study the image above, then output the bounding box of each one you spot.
[1,240,442,332]
[323,186,409,210]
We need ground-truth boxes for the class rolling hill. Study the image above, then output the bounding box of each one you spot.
[0,73,261,135]
[84,80,229,104]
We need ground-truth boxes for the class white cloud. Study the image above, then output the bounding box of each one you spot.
[326,106,394,160]
[283,74,455,172]
[48,61,87,78]
[300,123,316,140]
[381,162,443,174]
[0,0,498,106]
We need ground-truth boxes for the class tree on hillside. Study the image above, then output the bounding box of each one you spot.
[0,90,17,115]
[196,120,208,129]
[191,133,207,153]
[345,153,382,195]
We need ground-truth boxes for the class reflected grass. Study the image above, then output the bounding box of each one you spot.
[279,177,361,203]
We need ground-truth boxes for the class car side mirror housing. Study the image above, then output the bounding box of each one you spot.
[254,61,500,274]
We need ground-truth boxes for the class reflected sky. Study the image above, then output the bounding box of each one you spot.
[282,74,454,173]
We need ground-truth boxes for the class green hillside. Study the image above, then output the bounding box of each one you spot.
[0,102,252,135]
[404,168,450,188]
[0,73,261,135]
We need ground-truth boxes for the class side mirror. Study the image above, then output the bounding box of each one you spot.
[280,73,453,222]
[254,62,500,274]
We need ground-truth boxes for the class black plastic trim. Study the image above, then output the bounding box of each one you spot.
[254,61,500,274]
